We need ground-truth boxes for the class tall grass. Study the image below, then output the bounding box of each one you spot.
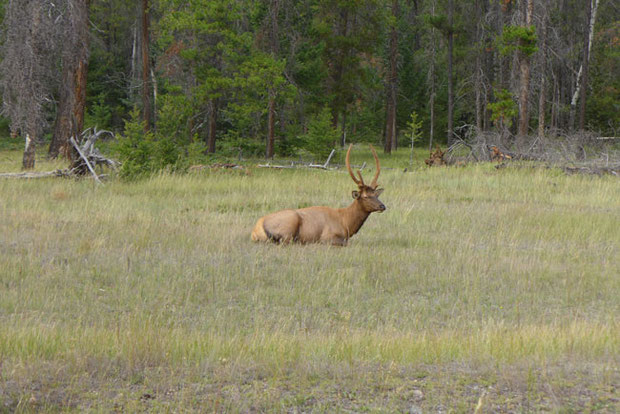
[0,147,618,411]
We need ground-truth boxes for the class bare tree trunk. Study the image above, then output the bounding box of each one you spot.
[428,0,437,151]
[551,73,558,130]
[446,0,454,145]
[49,0,90,160]
[72,57,88,140]
[384,0,399,154]
[130,24,137,86]
[22,133,36,170]
[569,0,599,130]
[265,0,279,158]
[141,0,151,131]
[517,0,533,138]
[50,84,72,158]
[474,0,483,131]
[578,0,595,130]
[429,84,435,152]
[537,17,547,138]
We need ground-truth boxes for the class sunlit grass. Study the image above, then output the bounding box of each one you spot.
[0,146,618,411]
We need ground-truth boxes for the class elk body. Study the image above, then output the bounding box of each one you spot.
[251,145,385,246]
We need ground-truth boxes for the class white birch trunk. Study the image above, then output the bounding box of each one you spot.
[570,0,599,109]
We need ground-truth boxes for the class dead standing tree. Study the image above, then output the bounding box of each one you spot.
[49,0,91,160]
[1,0,60,169]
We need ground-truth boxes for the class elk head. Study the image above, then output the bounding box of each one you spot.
[346,144,386,213]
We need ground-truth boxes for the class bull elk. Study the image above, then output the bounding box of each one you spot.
[251,144,385,246]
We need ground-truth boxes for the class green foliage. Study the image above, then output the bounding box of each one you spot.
[114,108,157,180]
[0,116,11,138]
[36,0,619,164]
[156,93,193,143]
[498,25,538,57]
[426,14,452,34]
[84,94,113,130]
[186,135,208,166]
[488,89,518,129]
[301,105,339,160]
[226,52,294,144]
[404,111,423,145]
[219,130,263,157]
[586,21,620,134]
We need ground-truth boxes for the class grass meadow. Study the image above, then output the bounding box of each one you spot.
[0,145,618,412]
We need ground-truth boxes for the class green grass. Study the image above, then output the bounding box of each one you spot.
[0,146,618,412]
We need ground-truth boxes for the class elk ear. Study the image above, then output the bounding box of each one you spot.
[374,188,384,197]
[352,190,360,199]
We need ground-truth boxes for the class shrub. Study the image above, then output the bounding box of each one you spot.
[114,108,157,180]
[301,105,339,160]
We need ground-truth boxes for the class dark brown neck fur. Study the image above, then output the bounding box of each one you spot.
[340,200,371,238]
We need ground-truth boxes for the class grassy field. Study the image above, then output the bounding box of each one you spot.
[0,146,618,412]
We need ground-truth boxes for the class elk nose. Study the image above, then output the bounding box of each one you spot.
[378,203,386,211]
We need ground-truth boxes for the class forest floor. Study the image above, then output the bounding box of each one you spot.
[0,146,618,412]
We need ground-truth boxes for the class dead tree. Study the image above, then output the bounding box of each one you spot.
[141,0,152,131]
[0,0,61,169]
[49,0,91,160]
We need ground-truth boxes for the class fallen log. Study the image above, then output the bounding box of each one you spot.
[0,170,71,179]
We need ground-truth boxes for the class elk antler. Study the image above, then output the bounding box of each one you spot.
[369,145,381,189]
[346,144,364,186]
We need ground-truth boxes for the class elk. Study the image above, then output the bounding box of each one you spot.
[251,144,385,246]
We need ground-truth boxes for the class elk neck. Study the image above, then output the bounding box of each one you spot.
[340,199,371,238]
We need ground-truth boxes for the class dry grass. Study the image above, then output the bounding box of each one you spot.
[0,147,618,412]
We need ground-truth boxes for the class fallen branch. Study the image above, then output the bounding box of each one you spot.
[257,163,295,169]
[309,149,336,169]
[70,136,103,185]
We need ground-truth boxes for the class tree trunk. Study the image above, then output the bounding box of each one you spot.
[266,92,275,158]
[537,17,547,138]
[383,0,399,154]
[130,24,137,90]
[579,0,596,130]
[22,133,36,170]
[551,74,558,130]
[340,111,347,147]
[428,0,437,152]
[569,0,599,130]
[49,83,72,158]
[474,0,483,131]
[141,0,151,131]
[49,0,90,160]
[207,99,217,153]
[517,0,533,137]
[265,0,279,158]
[446,0,454,146]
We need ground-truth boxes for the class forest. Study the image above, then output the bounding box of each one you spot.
[0,0,618,172]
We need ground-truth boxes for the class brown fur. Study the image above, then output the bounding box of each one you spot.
[251,145,385,246]
[490,146,512,162]
[425,147,446,166]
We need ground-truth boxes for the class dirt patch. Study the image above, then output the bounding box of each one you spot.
[2,359,617,412]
